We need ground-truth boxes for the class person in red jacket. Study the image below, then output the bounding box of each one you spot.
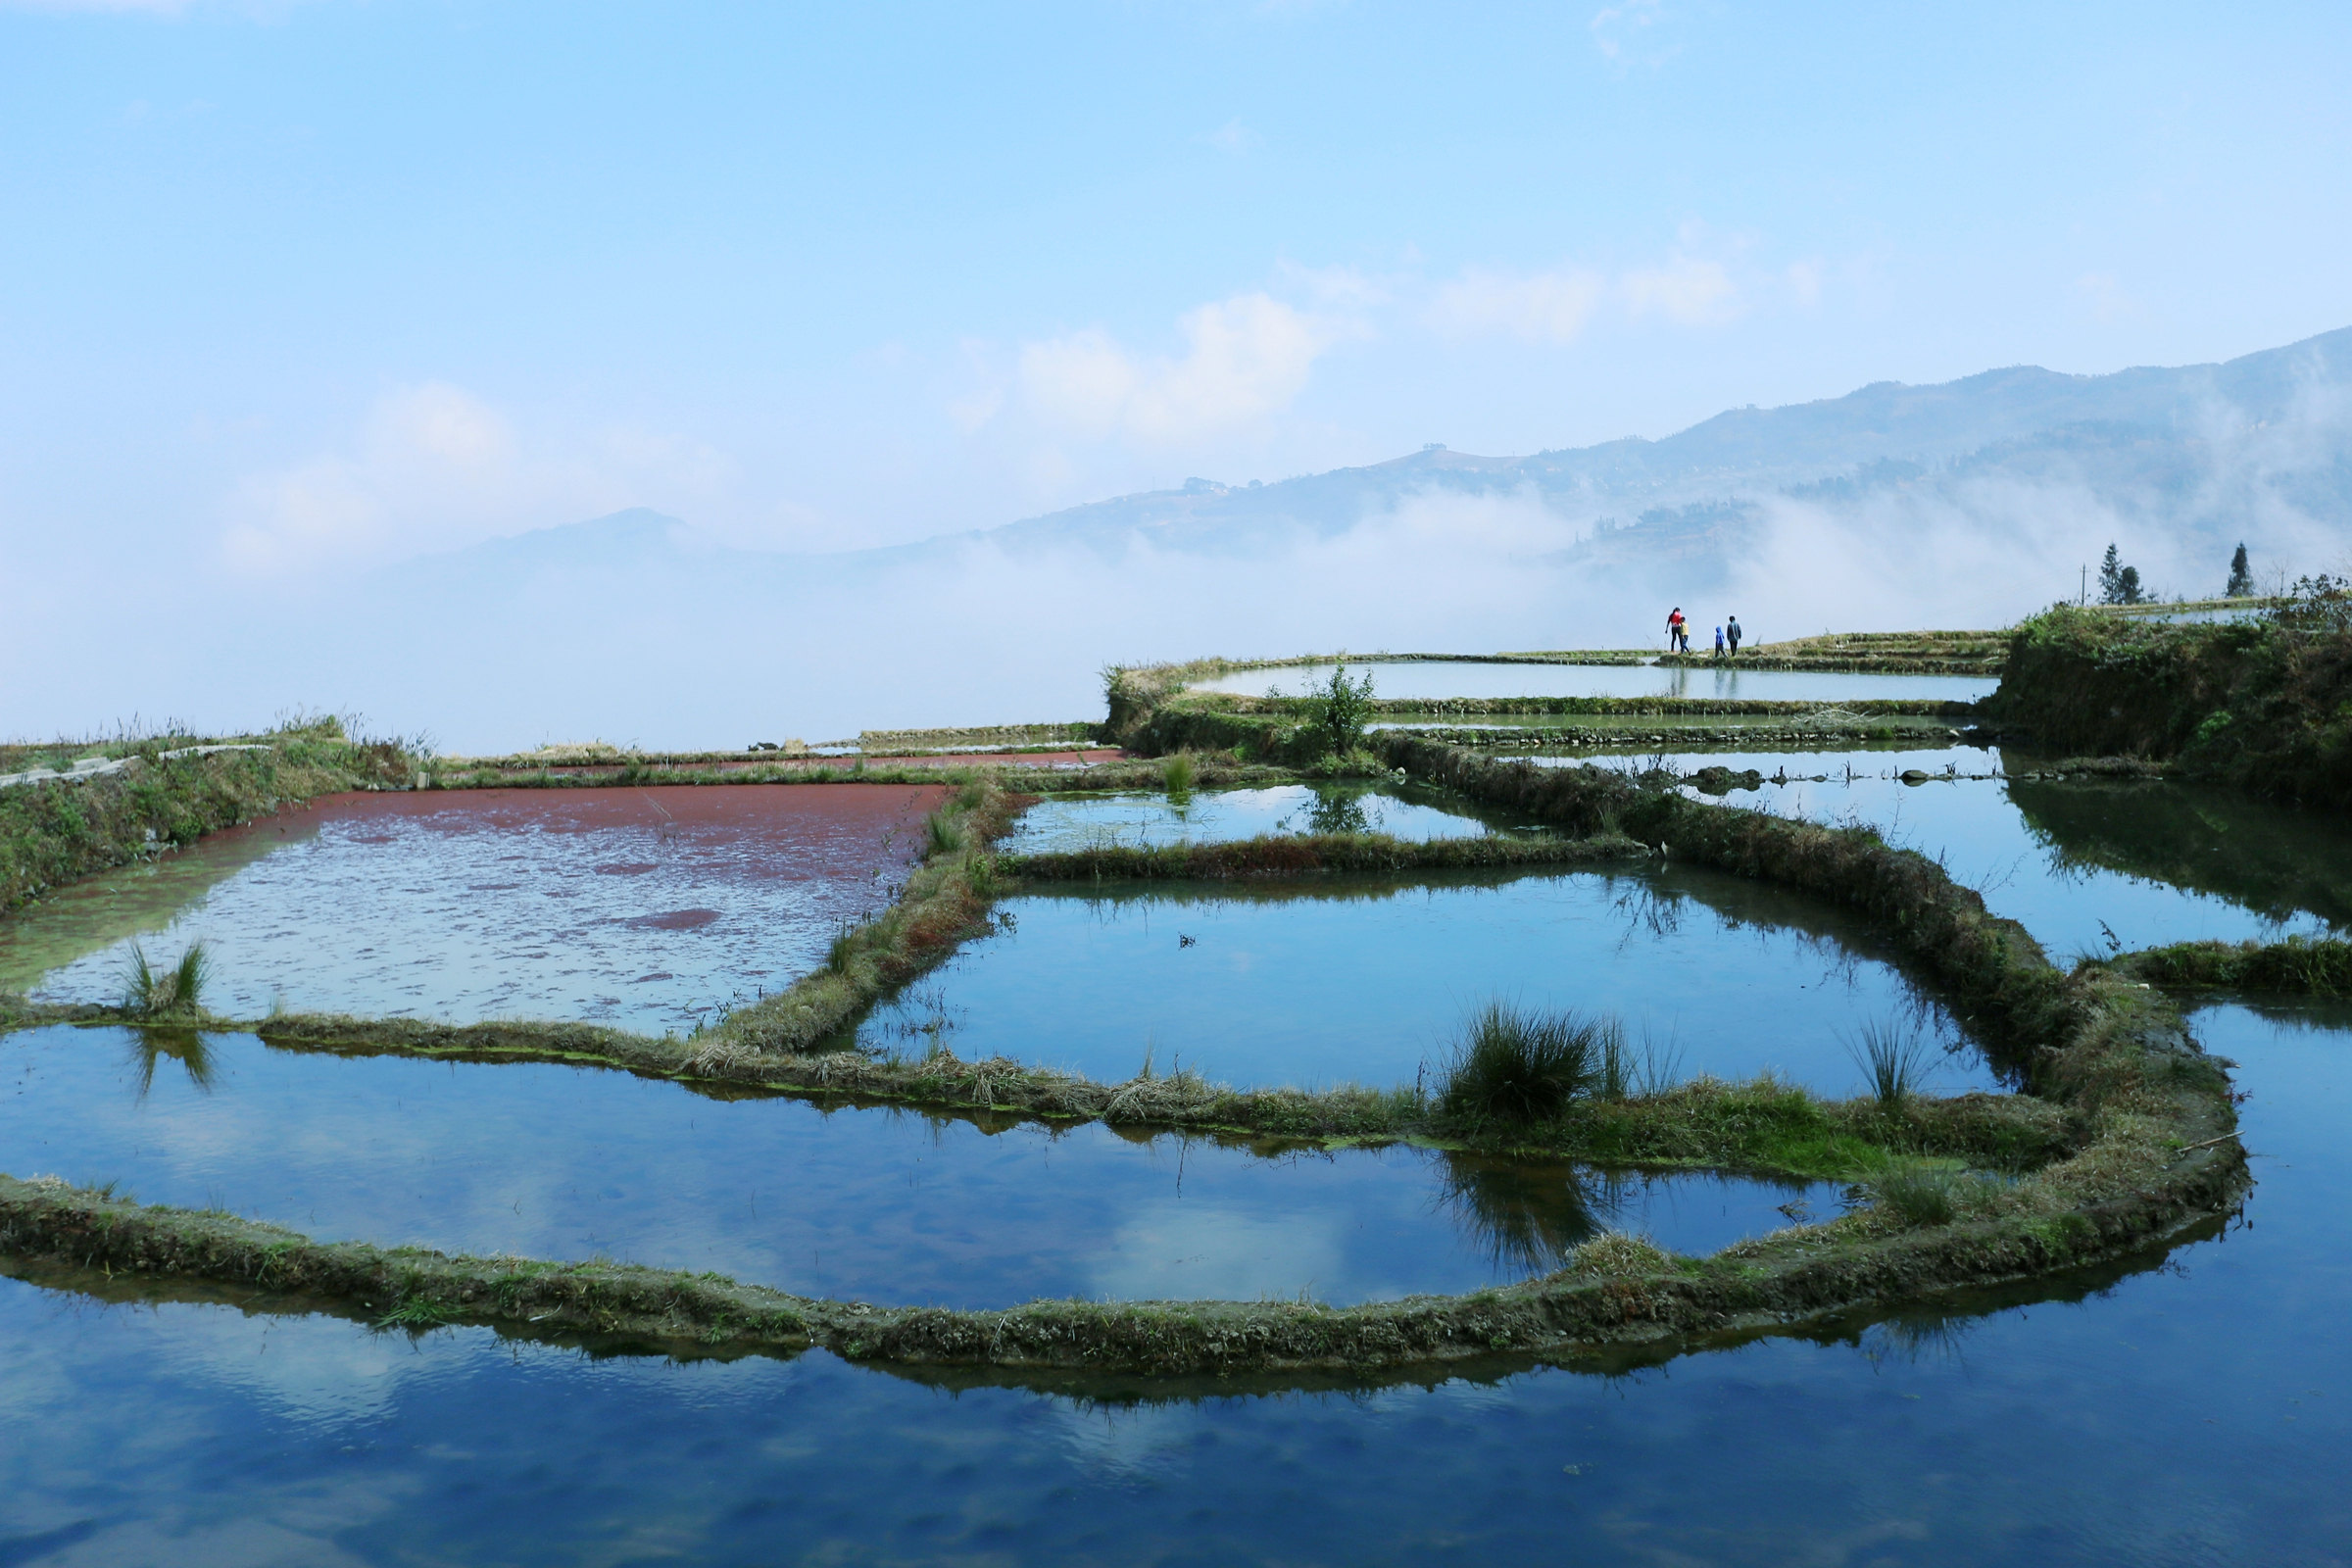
[1666,607,1688,653]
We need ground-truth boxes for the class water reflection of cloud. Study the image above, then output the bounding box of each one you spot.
[1087,1203,1348,1303]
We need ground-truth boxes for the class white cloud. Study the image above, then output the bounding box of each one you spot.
[2077,270,2141,324]
[1430,267,1605,343]
[1430,252,1742,340]
[1590,0,1670,62]
[1016,292,1343,445]
[1620,256,1739,324]
[1202,119,1257,155]
[220,382,730,573]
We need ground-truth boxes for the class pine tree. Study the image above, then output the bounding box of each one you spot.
[2118,565,2142,605]
[2226,542,2254,598]
[2097,543,2127,605]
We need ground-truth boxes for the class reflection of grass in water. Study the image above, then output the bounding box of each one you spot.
[1435,1152,1625,1275]
[1861,1307,1976,1368]
[125,1027,217,1101]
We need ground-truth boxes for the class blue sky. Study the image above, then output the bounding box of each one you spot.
[3,2,2351,743]
[6,2,2348,568]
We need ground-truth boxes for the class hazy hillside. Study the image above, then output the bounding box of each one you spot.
[254,325,2352,751]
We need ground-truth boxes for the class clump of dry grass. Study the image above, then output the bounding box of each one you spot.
[1565,1230,1674,1275]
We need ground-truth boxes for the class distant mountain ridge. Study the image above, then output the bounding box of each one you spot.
[414,324,2352,593]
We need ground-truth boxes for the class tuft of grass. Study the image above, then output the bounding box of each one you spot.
[121,940,210,1018]
[1867,1158,1969,1226]
[376,1298,460,1329]
[823,920,862,975]
[924,810,967,858]
[1847,1016,1934,1107]
[1565,1230,1674,1276]
[964,853,1000,899]
[1162,752,1197,796]
[1439,1002,1615,1125]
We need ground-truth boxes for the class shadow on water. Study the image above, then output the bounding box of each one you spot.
[2008,777,2352,929]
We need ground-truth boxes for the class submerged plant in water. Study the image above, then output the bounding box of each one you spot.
[1438,1001,1618,1125]
[121,940,210,1019]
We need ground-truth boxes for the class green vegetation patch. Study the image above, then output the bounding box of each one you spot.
[1986,598,2352,806]
[1003,831,1644,883]
[2106,936,2352,998]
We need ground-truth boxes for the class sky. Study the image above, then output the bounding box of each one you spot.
[5,1,2351,745]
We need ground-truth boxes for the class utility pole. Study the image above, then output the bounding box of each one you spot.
[2080,564,2087,606]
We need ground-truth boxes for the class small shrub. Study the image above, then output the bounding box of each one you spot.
[1314,662,1376,756]
[1162,753,1197,796]
[1439,1002,1611,1124]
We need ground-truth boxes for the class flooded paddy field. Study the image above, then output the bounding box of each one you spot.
[1002,780,1549,853]
[0,1024,1835,1307]
[0,998,2338,1563]
[1193,659,1998,704]
[0,784,941,1034]
[859,866,1994,1096]
[1533,745,2352,956]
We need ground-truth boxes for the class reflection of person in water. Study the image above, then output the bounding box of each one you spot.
[1727,615,1743,656]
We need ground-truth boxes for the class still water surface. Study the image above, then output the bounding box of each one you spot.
[0,1025,1833,1307]
[1192,660,1997,704]
[1539,746,2352,957]
[1003,781,1544,853]
[857,868,1994,1095]
[0,997,2338,1564]
[0,785,939,1034]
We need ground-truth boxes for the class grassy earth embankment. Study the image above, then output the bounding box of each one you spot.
[1985,602,2352,805]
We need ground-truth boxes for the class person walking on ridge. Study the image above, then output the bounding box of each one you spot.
[1727,615,1743,657]
[1713,624,1726,657]
[1667,607,1688,654]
